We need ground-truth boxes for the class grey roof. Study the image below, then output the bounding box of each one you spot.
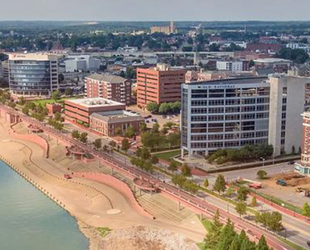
[86,74,127,83]
[185,76,268,86]
[91,111,144,124]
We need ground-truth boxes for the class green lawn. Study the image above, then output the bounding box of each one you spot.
[97,227,111,237]
[32,96,83,106]
[153,149,181,162]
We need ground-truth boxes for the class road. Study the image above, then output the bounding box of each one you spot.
[2,105,298,250]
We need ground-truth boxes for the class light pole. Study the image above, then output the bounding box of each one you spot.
[260,157,265,167]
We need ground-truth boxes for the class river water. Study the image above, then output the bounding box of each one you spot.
[0,160,89,250]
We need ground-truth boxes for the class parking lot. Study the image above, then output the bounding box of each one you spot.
[127,105,180,128]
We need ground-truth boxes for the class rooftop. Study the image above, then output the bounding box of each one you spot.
[66,97,124,108]
[91,110,144,123]
[86,73,127,83]
[9,53,59,61]
[184,76,268,86]
[254,58,292,63]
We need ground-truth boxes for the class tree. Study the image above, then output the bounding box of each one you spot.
[168,161,178,172]
[139,122,147,133]
[276,48,309,64]
[204,210,223,249]
[80,132,88,143]
[54,112,61,121]
[203,178,209,189]
[267,211,282,232]
[235,202,247,218]
[298,147,302,155]
[181,164,192,177]
[249,60,255,68]
[140,147,150,160]
[213,174,226,194]
[226,187,235,197]
[209,43,220,51]
[256,235,269,250]
[159,102,170,114]
[121,138,130,152]
[237,186,249,201]
[115,127,123,136]
[228,234,240,250]
[251,196,257,207]
[257,170,267,180]
[124,126,136,138]
[109,140,116,148]
[146,102,159,113]
[216,219,236,250]
[152,123,160,133]
[22,106,29,115]
[52,90,60,101]
[151,155,159,164]
[65,87,73,96]
[302,202,310,217]
[93,139,102,149]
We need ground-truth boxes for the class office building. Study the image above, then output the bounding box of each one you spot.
[216,61,248,72]
[151,21,175,35]
[8,53,59,97]
[90,110,144,137]
[295,112,310,176]
[268,75,310,156]
[181,77,270,157]
[64,55,101,72]
[136,64,185,108]
[85,74,132,105]
[181,75,310,157]
[64,97,125,125]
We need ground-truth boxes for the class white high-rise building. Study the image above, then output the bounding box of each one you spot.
[181,75,310,157]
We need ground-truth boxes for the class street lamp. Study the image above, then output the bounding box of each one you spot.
[260,157,265,167]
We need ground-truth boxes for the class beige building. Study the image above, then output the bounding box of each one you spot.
[151,21,175,35]
[268,75,310,156]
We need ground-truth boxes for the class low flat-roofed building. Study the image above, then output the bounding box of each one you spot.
[64,97,125,125]
[90,110,144,136]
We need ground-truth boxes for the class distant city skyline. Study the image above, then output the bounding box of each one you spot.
[0,0,309,21]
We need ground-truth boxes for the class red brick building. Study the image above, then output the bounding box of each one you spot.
[85,74,132,105]
[90,110,144,136]
[64,98,125,125]
[136,64,185,108]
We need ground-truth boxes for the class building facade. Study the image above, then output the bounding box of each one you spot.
[216,61,248,72]
[90,110,144,137]
[295,112,310,176]
[85,74,132,105]
[64,98,125,125]
[181,75,310,157]
[136,64,185,108]
[181,77,270,157]
[268,75,310,156]
[8,53,59,97]
[64,55,101,72]
[151,21,175,35]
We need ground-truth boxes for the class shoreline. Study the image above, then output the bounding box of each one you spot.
[0,117,206,249]
[0,154,97,250]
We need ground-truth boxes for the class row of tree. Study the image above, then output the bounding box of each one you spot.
[146,101,181,114]
[71,130,88,143]
[207,145,274,164]
[203,210,271,250]
[171,174,199,193]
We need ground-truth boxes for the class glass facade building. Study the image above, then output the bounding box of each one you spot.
[9,54,58,97]
[181,77,270,156]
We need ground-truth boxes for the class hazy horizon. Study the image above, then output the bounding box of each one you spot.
[0,0,309,22]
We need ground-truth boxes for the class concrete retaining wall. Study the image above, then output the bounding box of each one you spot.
[73,172,154,220]
[8,124,49,158]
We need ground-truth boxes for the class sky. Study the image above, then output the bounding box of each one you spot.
[0,0,309,21]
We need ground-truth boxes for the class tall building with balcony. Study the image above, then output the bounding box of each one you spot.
[181,77,270,157]
[136,64,185,108]
[8,53,59,98]
[85,74,132,105]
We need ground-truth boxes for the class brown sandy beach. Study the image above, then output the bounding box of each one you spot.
[0,117,205,250]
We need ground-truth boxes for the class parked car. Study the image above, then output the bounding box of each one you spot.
[146,120,150,123]
[152,118,157,123]
[288,161,295,165]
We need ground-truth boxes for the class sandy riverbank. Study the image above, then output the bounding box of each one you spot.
[0,118,204,249]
